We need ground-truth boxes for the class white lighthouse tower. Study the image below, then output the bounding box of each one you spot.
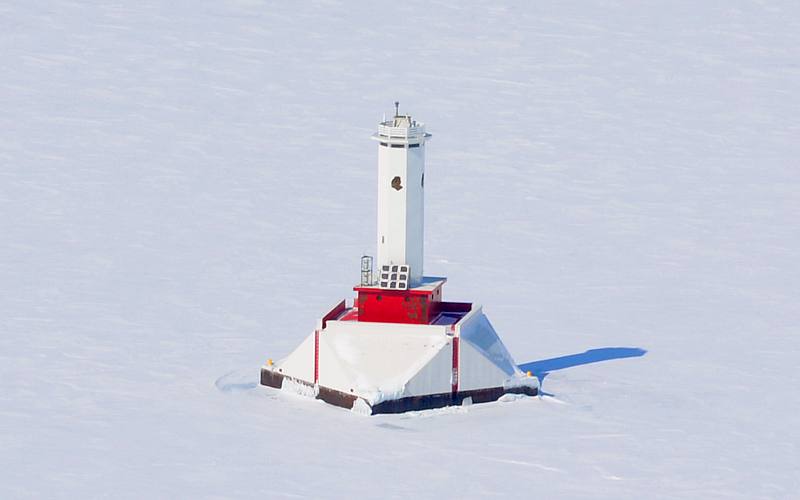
[261,106,537,414]
[373,102,429,286]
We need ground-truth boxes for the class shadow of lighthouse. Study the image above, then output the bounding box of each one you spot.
[518,347,647,395]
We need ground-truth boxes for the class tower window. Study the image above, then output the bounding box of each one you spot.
[391,176,403,191]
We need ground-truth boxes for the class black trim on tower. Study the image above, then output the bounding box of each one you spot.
[378,142,422,148]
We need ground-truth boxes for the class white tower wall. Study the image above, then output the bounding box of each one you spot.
[372,113,430,286]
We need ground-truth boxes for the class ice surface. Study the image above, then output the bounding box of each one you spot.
[2,0,800,498]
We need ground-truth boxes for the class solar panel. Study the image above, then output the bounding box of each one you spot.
[378,264,409,290]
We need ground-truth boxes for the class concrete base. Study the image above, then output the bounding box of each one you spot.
[261,367,537,415]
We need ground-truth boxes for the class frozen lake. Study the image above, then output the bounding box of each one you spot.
[1,1,799,498]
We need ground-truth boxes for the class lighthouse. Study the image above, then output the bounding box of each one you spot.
[261,105,537,414]
[374,102,428,286]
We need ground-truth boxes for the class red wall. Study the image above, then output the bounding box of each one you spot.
[356,287,441,324]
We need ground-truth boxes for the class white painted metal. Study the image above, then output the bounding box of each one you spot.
[318,320,450,403]
[371,114,430,286]
[456,306,520,377]
[454,305,535,392]
[458,340,514,392]
[274,331,316,384]
[272,308,537,407]
[404,342,453,396]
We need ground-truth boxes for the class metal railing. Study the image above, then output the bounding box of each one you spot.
[377,123,427,140]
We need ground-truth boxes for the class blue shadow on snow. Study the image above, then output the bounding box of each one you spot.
[518,347,647,386]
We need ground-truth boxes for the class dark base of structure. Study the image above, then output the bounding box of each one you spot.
[261,367,537,415]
